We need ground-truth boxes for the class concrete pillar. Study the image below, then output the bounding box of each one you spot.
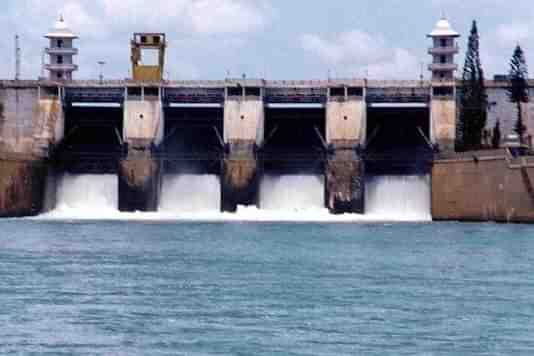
[123,90,164,146]
[325,98,365,146]
[34,86,64,157]
[222,95,264,212]
[0,87,39,154]
[325,95,366,214]
[431,86,456,152]
[0,155,49,217]
[119,88,163,212]
[0,86,57,217]
[118,150,161,212]
[221,143,259,212]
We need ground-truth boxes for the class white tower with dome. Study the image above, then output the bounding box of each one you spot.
[427,17,460,81]
[44,15,79,80]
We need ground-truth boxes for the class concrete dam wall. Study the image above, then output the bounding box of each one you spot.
[432,151,534,223]
[1,79,531,222]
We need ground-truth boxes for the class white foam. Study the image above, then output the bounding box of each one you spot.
[160,174,221,212]
[37,173,432,223]
[260,175,325,211]
[50,174,118,217]
[365,175,431,221]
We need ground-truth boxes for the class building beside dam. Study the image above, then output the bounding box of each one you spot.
[1,16,534,222]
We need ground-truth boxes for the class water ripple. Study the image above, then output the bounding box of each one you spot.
[1,221,534,355]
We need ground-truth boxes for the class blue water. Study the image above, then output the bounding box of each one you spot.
[1,221,534,355]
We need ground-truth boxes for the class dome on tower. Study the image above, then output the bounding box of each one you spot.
[428,17,459,37]
[45,15,78,39]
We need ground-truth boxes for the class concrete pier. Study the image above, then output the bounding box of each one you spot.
[119,88,163,212]
[119,149,161,212]
[431,83,456,152]
[222,144,259,212]
[326,148,364,214]
[221,89,264,212]
[325,89,366,214]
[0,85,53,217]
[0,155,48,217]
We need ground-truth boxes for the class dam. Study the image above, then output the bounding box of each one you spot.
[1,17,534,222]
[0,79,531,222]
[0,78,449,219]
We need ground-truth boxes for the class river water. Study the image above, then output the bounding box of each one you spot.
[1,220,534,355]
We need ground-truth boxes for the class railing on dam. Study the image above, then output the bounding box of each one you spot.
[64,87,125,104]
[264,87,327,104]
[366,87,430,103]
[163,88,225,104]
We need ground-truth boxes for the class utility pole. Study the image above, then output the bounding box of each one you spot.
[98,61,106,83]
[420,61,425,83]
[15,35,21,80]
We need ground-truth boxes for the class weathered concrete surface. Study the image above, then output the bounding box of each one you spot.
[221,155,258,213]
[118,151,161,212]
[325,147,364,214]
[120,94,164,211]
[432,151,534,223]
[221,97,263,212]
[221,141,259,212]
[0,88,39,154]
[431,97,456,151]
[0,156,48,217]
[224,98,264,145]
[124,98,163,147]
[326,99,366,145]
[33,97,64,157]
[325,97,365,214]
[0,87,59,217]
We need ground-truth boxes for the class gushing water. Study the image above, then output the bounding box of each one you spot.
[260,175,325,211]
[160,175,221,212]
[54,174,118,213]
[365,175,431,221]
[40,173,432,222]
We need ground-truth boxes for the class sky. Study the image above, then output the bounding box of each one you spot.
[2,0,534,81]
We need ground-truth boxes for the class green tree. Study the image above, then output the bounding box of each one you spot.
[457,20,488,151]
[508,45,529,144]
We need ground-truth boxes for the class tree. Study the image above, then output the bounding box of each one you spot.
[457,20,488,151]
[492,120,501,149]
[508,45,529,144]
